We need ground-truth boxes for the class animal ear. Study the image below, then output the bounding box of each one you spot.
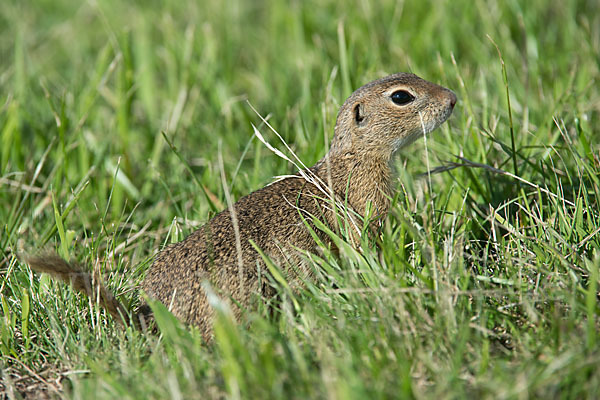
[353,103,366,126]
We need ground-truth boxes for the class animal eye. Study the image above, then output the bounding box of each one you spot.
[391,90,415,105]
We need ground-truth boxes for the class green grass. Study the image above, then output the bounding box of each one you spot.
[1,0,600,398]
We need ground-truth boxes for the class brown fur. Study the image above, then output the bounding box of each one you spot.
[27,73,457,340]
[25,254,149,328]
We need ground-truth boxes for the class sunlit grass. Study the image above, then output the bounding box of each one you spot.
[1,0,599,398]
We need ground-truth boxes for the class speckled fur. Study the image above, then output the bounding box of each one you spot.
[28,73,457,340]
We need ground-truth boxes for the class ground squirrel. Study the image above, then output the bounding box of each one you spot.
[27,73,457,340]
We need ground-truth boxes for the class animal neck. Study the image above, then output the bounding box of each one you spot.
[314,149,394,221]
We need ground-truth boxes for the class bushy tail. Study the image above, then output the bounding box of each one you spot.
[26,253,151,330]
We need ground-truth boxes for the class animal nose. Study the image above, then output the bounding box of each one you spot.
[448,91,457,109]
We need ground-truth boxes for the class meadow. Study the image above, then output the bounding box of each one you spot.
[1,0,599,398]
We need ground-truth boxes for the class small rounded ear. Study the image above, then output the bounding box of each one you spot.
[353,103,366,126]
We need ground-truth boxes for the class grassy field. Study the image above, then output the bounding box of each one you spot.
[1,0,599,398]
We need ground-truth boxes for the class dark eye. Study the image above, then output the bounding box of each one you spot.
[391,90,415,105]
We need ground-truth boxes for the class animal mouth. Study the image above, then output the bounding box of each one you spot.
[393,103,454,150]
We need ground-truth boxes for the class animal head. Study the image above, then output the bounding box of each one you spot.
[330,73,457,158]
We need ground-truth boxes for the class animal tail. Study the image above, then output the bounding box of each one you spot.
[25,253,151,330]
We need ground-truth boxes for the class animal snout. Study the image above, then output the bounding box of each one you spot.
[448,91,457,109]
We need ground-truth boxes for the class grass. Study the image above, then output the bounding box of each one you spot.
[1,0,599,398]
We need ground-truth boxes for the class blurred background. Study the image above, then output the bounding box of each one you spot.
[1,0,598,233]
[1,0,599,397]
